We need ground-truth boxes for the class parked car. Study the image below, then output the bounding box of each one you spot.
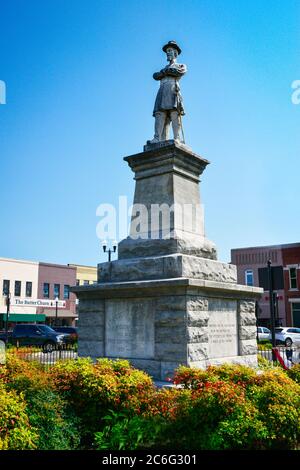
[0,324,70,352]
[53,326,78,343]
[275,327,300,347]
[257,326,271,341]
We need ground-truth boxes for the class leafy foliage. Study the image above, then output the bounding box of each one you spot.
[1,352,300,450]
[0,383,38,450]
[287,364,300,384]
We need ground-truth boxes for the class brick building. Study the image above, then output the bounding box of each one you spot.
[282,245,300,326]
[37,262,77,326]
[231,243,300,328]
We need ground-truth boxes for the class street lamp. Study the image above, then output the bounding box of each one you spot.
[55,297,59,326]
[102,240,117,262]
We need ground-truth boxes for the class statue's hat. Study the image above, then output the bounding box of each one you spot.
[162,40,182,55]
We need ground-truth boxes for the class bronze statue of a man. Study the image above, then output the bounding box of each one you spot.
[151,41,187,143]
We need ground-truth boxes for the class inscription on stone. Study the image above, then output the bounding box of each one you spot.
[105,298,155,359]
[208,300,238,358]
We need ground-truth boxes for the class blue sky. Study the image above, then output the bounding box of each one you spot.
[0,0,299,265]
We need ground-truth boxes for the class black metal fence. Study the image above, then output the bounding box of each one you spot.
[6,344,78,368]
[258,346,300,369]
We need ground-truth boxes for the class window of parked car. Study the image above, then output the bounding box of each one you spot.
[14,325,35,334]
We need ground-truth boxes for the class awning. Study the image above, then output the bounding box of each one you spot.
[42,309,77,318]
[0,313,46,323]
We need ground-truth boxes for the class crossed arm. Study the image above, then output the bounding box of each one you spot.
[153,64,187,81]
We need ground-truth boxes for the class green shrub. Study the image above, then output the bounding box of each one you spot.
[287,364,300,384]
[4,352,51,395]
[174,363,257,389]
[257,342,272,350]
[2,351,300,450]
[249,370,300,449]
[0,383,38,450]
[3,353,81,449]
[163,380,267,450]
[95,410,167,450]
[51,357,154,444]
[24,388,81,450]
[173,365,300,450]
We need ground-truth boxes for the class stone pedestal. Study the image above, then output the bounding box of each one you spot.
[72,141,262,380]
[118,141,217,260]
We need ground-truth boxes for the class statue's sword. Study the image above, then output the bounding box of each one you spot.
[175,79,185,144]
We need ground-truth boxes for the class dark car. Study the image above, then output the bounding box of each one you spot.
[53,326,78,343]
[0,324,70,352]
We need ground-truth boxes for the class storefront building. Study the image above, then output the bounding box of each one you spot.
[231,242,300,327]
[0,257,93,328]
[37,262,77,326]
[0,257,44,328]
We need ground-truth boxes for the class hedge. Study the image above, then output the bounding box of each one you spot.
[0,352,300,450]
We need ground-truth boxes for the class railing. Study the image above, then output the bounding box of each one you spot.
[258,346,300,369]
[6,343,78,368]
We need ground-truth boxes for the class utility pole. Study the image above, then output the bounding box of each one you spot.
[267,260,276,360]
[5,293,10,344]
[55,297,59,327]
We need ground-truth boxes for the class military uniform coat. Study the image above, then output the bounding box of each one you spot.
[153,62,187,116]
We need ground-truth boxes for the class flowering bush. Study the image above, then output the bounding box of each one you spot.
[1,352,300,450]
[50,357,154,445]
[3,352,81,450]
[170,364,300,450]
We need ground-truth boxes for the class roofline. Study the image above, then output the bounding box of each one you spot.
[231,242,300,252]
[0,256,84,270]
[68,264,97,269]
[0,257,39,265]
[39,262,76,270]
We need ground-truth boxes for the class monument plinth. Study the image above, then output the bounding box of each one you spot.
[118,141,217,261]
[72,42,263,380]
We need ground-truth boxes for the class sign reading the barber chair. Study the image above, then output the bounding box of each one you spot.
[11,299,66,308]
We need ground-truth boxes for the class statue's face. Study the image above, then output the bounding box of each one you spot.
[166,47,177,61]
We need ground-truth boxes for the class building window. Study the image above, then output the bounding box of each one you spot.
[26,282,32,297]
[43,283,50,298]
[245,269,254,286]
[76,279,80,286]
[14,281,21,297]
[83,280,89,286]
[289,267,298,289]
[93,280,97,285]
[2,279,10,296]
[64,285,70,299]
[54,284,60,299]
